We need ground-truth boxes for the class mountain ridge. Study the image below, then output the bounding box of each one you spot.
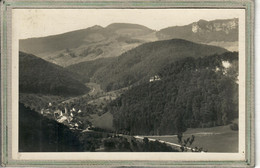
[20,23,154,67]
[157,18,238,43]
[19,18,238,67]
[68,38,228,91]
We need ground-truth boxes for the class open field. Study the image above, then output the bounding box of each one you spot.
[146,125,238,152]
[90,112,114,130]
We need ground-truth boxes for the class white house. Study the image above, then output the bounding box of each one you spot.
[149,75,161,82]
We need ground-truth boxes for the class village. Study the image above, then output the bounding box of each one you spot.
[39,74,164,131]
[40,102,93,131]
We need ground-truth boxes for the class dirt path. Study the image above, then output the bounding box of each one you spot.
[134,136,195,151]
[85,82,103,96]
[60,82,102,104]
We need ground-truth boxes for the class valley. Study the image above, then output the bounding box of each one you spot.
[19,18,239,153]
[19,51,239,152]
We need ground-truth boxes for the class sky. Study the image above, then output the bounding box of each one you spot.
[13,9,243,39]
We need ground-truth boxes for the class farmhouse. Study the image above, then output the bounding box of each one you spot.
[149,75,161,82]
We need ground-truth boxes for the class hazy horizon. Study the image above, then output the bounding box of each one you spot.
[19,18,239,40]
[14,9,243,40]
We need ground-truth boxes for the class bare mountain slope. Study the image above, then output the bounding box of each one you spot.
[20,23,155,66]
[20,19,238,67]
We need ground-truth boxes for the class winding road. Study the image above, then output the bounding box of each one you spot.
[134,136,195,151]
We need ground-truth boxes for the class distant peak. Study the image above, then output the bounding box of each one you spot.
[88,25,104,30]
[197,19,207,23]
[106,23,152,30]
[107,23,139,27]
[194,19,209,26]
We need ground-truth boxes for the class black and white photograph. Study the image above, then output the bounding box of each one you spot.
[15,8,243,154]
[0,1,254,165]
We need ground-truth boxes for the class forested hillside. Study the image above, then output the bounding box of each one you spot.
[67,57,116,83]
[108,52,238,135]
[69,39,227,91]
[19,52,89,96]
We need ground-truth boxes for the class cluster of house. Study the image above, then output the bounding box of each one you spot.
[40,103,83,130]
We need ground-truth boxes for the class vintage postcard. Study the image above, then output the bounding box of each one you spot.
[0,0,254,167]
